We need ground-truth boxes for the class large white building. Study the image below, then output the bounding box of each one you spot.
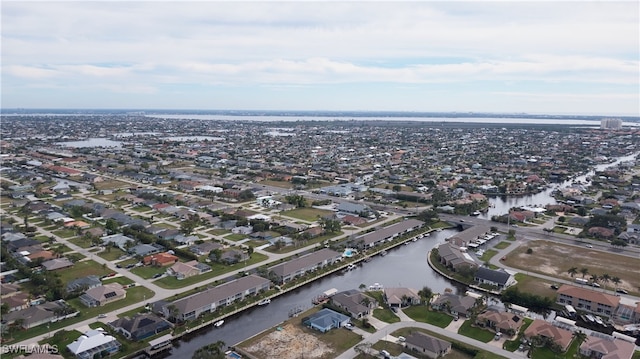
[601,118,622,130]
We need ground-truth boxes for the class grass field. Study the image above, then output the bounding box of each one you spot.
[280,207,335,222]
[478,249,499,262]
[493,241,511,250]
[97,247,127,261]
[56,260,112,283]
[457,320,495,342]
[503,240,640,294]
[372,308,400,323]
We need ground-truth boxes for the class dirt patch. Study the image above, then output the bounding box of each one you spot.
[504,240,640,293]
[243,324,334,359]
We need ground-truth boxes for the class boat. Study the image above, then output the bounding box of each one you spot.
[363,256,372,262]
[471,211,481,216]
[368,282,383,291]
[214,320,224,327]
[380,250,388,256]
[257,298,271,306]
[346,264,356,270]
[412,237,418,242]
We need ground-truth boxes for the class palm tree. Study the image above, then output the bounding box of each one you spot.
[579,267,589,279]
[590,274,600,288]
[567,267,578,278]
[572,330,588,349]
[601,273,611,292]
[612,276,621,292]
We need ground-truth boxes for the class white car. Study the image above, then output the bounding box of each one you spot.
[344,323,353,330]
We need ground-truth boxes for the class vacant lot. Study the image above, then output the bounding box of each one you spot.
[504,240,640,293]
[281,207,335,222]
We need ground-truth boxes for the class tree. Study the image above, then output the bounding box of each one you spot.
[418,286,433,303]
[318,217,341,233]
[572,330,588,349]
[567,267,578,278]
[579,267,589,279]
[601,273,611,292]
[612,276,621,291]
[359,283,367,291]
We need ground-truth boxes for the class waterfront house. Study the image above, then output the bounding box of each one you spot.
[268,248,342,284]
[330,289,378,319]
[383,287,421,308]
[436,243,478,271]
[404,332,451,358]
[431,293,477,318]
[474,267,515,290]
[165,274,270,321]
[108,313,173,341]
[355,219,423,248]
[475,310,524,335]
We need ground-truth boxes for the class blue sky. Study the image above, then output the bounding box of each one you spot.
[1,1,638,115]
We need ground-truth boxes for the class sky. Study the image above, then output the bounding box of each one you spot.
[1,1,639,115]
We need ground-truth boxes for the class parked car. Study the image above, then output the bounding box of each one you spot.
[585,244,593,248]
[615,288,629,294]
[152,273,163,279]
[97,314,107,318]
[344,323,353,330]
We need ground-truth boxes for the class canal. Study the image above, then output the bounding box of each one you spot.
[167,229,461,358]
[482,152,638,218]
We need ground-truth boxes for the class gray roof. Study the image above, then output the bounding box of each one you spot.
[269,248,341,278]
[475,267,511,285]
[128,243,163,256]
[447,225,491,245]
[66,275,102,292]
[356,219,424,246]
[336,202,369,214]
[172,274,270,315]
[405,332,450,353]
[432,293,476,315]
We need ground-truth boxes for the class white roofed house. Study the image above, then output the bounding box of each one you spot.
[67,328,121,359]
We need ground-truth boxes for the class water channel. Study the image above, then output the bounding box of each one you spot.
[167,229,461,357]
[166,152,638,357]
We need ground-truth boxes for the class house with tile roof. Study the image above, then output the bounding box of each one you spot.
[431,293,477,318]
[383,287,421,308]
[167,260,210,280]
[330,289,378,319]
[524,319,574,352]
[143,252,179,267]
[476,310,525,335]
[579,336,635,359]
[41,257,74,271]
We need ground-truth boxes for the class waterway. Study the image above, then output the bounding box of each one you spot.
[166,229,461,358]
[481,152,639,218]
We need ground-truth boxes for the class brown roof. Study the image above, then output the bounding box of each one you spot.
[557,285,620,307]
[524,319,573,351]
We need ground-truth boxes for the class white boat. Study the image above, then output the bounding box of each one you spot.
[594,316,604,325]
[214,320,224,327]
[585,314,595,322]
[471,211,481,216]
[258,298,271,306]
[347,264,357,270]
[380,250,388,256]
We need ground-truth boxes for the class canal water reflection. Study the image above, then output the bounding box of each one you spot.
[167,229,461,358]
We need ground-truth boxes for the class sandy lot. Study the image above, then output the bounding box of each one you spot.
[504,240,640,292]
[242,324,334,359]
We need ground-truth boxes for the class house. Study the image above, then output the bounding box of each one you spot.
[476,310,524,335]
[404,332,451,359]
[128,243,164,257]
[0,283,21,298]
[4,292,30,312]
[220,248,249,264]
[173,234,198,245]
[143,252,179,267]
[164,275,270,321]
[383,287,421,308]
[190,241,223,256]
[330,289,378,319]
[336,202,370,215]
[355,219,424,248]
[108,313,173,341]
[79,284,126,307]
[167,260,210,280]
[101,234,136,250]
[2,301,72,329]
[41,257,74,271]
[447,225,491,248]
[579,336,635,359]
[342,215,367,226]
[67,328,121,359]
[436,243,478,271]
[302,308,350,333]
[524,319,573,352]
[474,267,515,290]
[66,275,102,293]
[556,285,620,317]
[269,248,342,284]
[588,227,615,239]
[431,293,477,318]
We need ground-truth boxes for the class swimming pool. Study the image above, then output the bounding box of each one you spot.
[226,351,241,359]
[343,248,356,257]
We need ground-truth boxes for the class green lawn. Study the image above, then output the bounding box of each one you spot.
[478,249,499,262]
[155,252,269,288]
[225,233,247,241]
[56,260,112,283]
[457,319,495,343]
[102,276,134,286]
[280,207,335,222]
[67,286,155,317]
[52,228,77,238]
[494,241,511,250]
[402,306,453,328]
[130,264,167,279]
[68,237,94,248]
[208,229,230,236]
[96,247,126,261]
[373,308,401,323]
